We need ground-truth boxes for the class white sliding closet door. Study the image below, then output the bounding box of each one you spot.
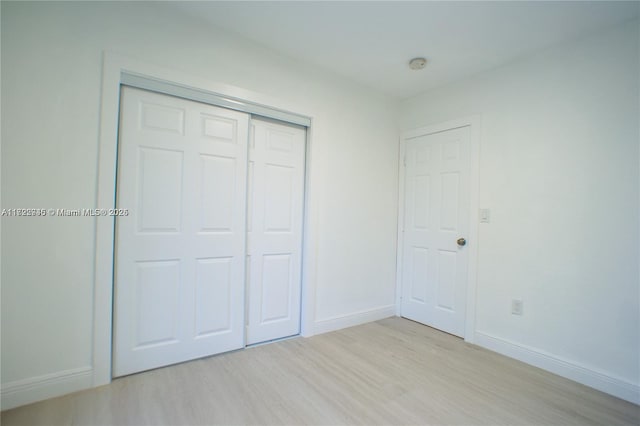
[246,119,306,345]
[113,87,249,377]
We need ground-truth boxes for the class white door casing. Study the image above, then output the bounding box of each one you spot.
[246,118,306,345]
[400,125,472,337]
[113,87,249,376]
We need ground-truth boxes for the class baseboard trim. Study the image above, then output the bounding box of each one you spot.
[475,331,640,405]
[1,366,93,411]
[313,305,395,335]
[6,330,634,410]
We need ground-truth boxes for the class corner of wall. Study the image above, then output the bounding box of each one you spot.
[312,305,396,335]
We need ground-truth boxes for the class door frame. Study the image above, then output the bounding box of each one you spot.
[93,51,318,387]
[395,116,481,343]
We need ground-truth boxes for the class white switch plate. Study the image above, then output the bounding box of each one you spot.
[511,299,523,316]
[479,209,491,223]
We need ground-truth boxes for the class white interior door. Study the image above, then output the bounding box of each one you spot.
[113,87,249,377]
[400,126,471,337]
[246,118,306,345]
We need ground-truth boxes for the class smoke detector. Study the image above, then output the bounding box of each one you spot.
[409,57,427,70]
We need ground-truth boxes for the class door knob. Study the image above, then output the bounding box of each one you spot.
[457,238,466,247]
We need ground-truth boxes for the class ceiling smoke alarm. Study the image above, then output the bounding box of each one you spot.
[409,57,427,70]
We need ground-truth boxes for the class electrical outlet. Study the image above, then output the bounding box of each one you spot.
[511,299,523,316]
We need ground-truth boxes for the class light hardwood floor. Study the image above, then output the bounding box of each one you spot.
[2,317,639,425]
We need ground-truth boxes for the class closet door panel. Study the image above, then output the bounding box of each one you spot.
[113,87,248,377]
[246,119,306,345]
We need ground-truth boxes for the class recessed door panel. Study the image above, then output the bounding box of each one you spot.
[416,146,430,164]
[410,248,428,303]
[267,128,295,153]
[134,260,181,348]
[199,154,236,233]
[264,164,294,233]
[137,148,183,233]
[439,172,460,232]
[194,257,232,337]
[436,250,457,311]
[140,102,185,135]
[261,254,292,323]
[442,140,459,161]
[411,175,430,230]
[202,114,236,142]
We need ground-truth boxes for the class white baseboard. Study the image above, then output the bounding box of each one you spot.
[313,305,395,335]
[1,366,93,411]
[6,329,634,411]
[0,305,393,411]
[475,332,640,405]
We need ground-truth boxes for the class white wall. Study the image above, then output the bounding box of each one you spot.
[1,2,398,408]
[3,0,637,411]
[401,21,640,402]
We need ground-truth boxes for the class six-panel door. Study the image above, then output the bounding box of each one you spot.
[246,119,306,345]
[113,87,249,377]
[400,126,471,337]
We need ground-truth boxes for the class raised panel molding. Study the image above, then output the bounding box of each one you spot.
[442,139,459,160]
[140,102,185,134]
[199,154,236,232]
[134,260,181,348]
[202,114,236,142]
[475,331,640,405]
[411,175,430,229]
[267,129,294,152]
[435,250,456,311]
[194,257,232,337]
[260,254,293,323]
[410,247,428,303]
[137,147,184,232]
[263,164,295,233]
[439,172,459,231]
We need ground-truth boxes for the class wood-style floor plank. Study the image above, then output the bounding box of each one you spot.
[2,317,638,425]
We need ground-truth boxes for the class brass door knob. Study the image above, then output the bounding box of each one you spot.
[457,238,467,247]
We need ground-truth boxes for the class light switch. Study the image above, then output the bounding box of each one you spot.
[512,299,524,316]
[479,209,491,223]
